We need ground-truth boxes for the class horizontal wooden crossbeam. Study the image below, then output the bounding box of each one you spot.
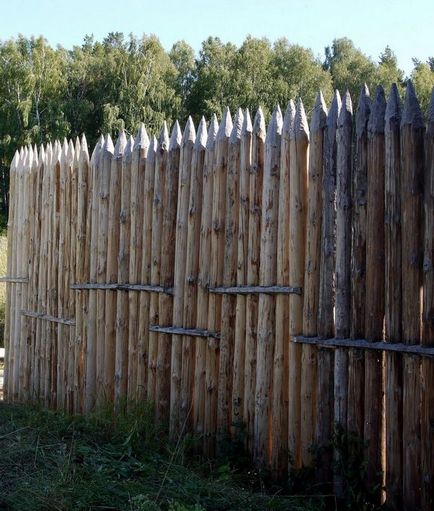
[209,285,302,295]
[294,336,434,357]
[71,283,174,294]
[149,325,220,339]
[0,276,29,283]
[21,310,75,326]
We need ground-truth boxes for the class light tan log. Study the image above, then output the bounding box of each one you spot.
[193,115,218,438]
[301,94,327,467]
[231,109,252,438]
[401,81,424,509]
[288,99,309,469]
[103,132,126,404]
[114,136,133,408]
[270,100,294,476]
[334,91,353,496]
[127,125,149,401]
[179,117,206,433]
[205,108,232,456]
[156,122,181,423]
[218,109,242,448]
[244,108,265,452]
[147,124,169,404]
[137,133,157,401]
[364,86,386,502]
[254,105,282,469]
[170,117,195,436]
[84,136,104,411]
[421,88,434,510]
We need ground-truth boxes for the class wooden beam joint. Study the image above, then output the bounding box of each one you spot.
[149,325,220,339]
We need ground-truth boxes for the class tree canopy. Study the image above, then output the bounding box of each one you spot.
[0,33,432,208]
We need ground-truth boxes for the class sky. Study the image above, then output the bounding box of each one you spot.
[0,0,432,75]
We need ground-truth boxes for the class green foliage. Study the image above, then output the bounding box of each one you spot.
[411,60,434,114]
[0,402,323,511]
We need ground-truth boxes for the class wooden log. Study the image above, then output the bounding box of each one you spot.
[346,85,370,441]
[288,99,309,469]
[127,124,149,402]
[3,150,19,400]
[334,91,353,496]
[271,100,294,476]
[364,86,386,500]
[170,117,195,436]
[218,109,242,448]
[401,81,424,509]
[244,108,265,452]
[421,88,434,510]
[193,115,218,438]
[73,135,89,413]
[137,133,157,402]
[84,136,104,412]
[156,121,181,423]
[147,124,169,405]
[114,136,133,408]
[301,93,327,468]
[179,117,206,432]
[254,105,282,469]
[231,109,252,438]
[103,132,126,404]
[384,84,403,510]
[205,108,232,456]
[95,135,114,405]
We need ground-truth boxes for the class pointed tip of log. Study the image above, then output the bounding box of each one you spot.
[149,135,158,154]
[74,136,80,154]
[10,150,19,171]
[356,84,371,137]
[253,107,266,139]
[242,108,253,134]
[293,99,309,141]
[266,105,283,144]
[338,90,353,127]
[230,108,244,143]
[114,130,128,156]
[402,80,424,128]
[103,134,115,154]
[159,121,170,150]
[134,123,150,150]
[311,91,328,132]
[282,100,296,139]
[217,107,233,141]
[67,139,75,165]
[90,136,104,165]
[169,120,182,150]
[182,116,196,145]
[81,133,87,148]
[206,114,219,149]
[385,84,401,124]
[195,117,208,150]
[327,90,342,131]
[368,85,386,134]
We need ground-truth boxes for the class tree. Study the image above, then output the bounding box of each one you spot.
[411,60,434,114]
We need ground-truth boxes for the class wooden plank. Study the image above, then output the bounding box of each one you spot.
[271,100,294,477]
[21,310,75,326]
[421,88,434,511]
[301,93,327,468]
[179,118,206,433]
[244,108,265,452]
[0,277,29,283]
[155,121,181,423]
[255,104,283,470]
[209,285,301,295]
[218,109,242,448]
[103,132,126,404]
[401,81,424,510]
[147,124,168,405]
[137,134,157,401]
[127,125,149,402]
[193,115,217,439]
[150,325,219,338]
[170,117,195,436]
[205,108,232,456]
[231,109,252,439]
[288,99,309,470]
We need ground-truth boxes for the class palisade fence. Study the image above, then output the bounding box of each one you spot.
[3,81,434,510]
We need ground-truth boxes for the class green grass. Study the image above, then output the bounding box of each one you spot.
[0,402,328,511]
